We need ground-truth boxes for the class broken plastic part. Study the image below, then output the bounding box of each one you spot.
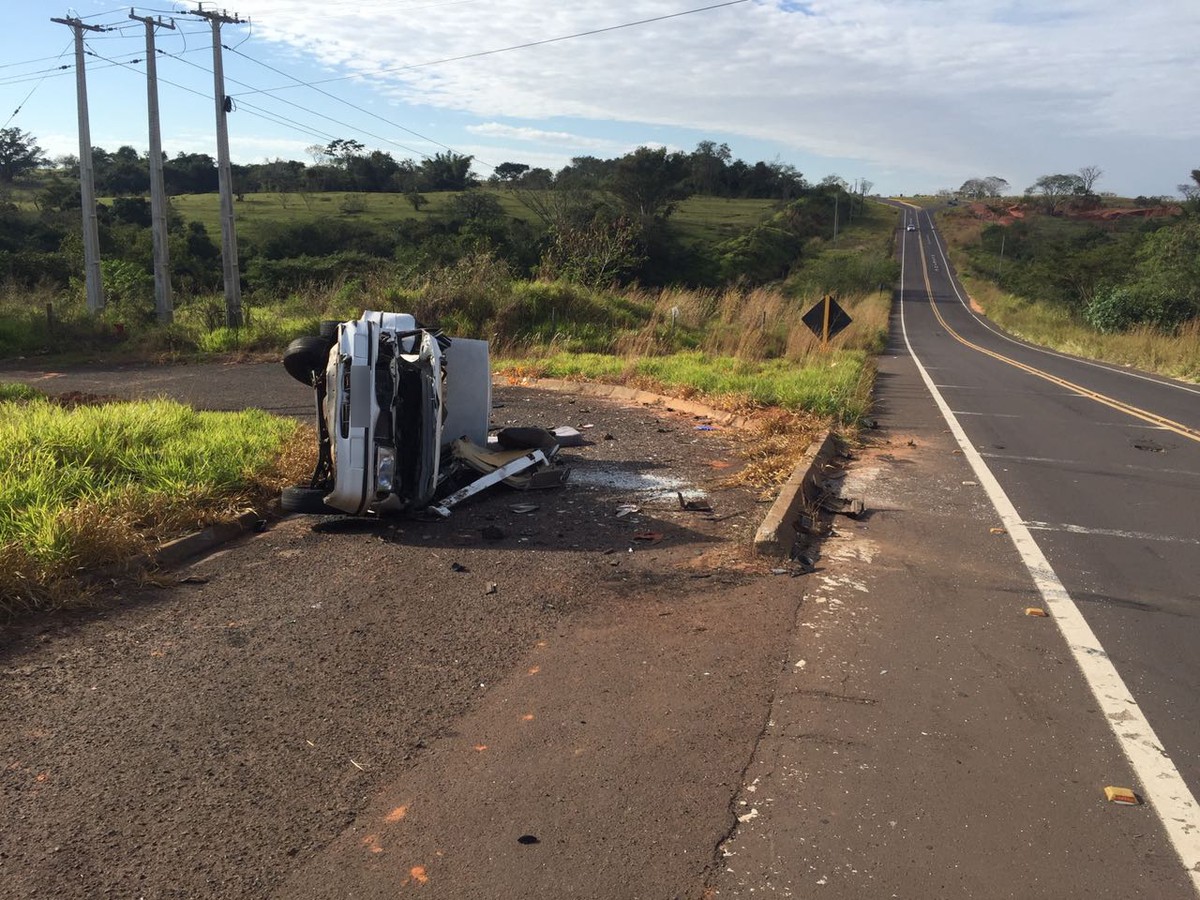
[429,449,549,518]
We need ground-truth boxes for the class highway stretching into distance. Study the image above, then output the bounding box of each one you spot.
[895,204,1200,889]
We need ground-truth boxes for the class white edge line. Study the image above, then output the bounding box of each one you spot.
[899,232,1200,892]
[920,209,1200,397]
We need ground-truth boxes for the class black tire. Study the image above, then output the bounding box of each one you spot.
[280,486,337,515]
[495,426,559,452]
[318,320,341,342]
[283,336,330,386]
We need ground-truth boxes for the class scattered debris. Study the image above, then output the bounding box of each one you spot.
[990,527,1007,535]
[177,575,209,585]
[550,425,585,447]
[694,424,717,432]
[633,531,664,543]
[509,504,539,514]
[1103,786,1141,805]
[820,495,865,519]
[677,492,712,512]
[615,504,640,518]
[1025,607,1048,617]
[797,512,827,536]
[485,582,498,595]
[450,562,469,573]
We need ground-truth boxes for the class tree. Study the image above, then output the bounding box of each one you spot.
[555,156,614,190]
[419,151,476,191]
[1177,168,1200,212]
[689,140,731,195]
[325,138,365,167]
[609,146,691,220]
[494,162,530,184]
[959,176,1008,199]
[1025,173,1085,212]
[0,127,47,182]
[1077,165,1103,195]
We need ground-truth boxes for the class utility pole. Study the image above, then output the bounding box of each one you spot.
[130,12,176,324]
[51,17,107,314]
[193,5,245,327]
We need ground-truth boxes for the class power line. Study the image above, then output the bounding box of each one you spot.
[157,46,436,160]
[78,6,135,19]
[84,45,357,153]
[0,63,73,86]
[0,45,75,71]
[232,0,751,96]
[2,40,74,128]
[226,46,474,165]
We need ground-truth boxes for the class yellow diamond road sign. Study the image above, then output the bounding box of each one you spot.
[802,294,853,343]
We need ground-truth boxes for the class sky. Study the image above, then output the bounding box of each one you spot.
[4,0,1198,198]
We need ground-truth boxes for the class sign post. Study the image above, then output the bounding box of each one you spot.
[801,294,853,348]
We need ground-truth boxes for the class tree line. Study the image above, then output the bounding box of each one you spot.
[2,124,889,323]
[0,127,808,204]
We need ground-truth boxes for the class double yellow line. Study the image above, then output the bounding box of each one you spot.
[911,229,1200,444]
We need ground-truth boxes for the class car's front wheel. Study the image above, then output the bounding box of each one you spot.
[283,336,331,386]
[280,486,338,515]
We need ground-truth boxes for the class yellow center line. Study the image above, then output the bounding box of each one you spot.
[912,230,1200,444]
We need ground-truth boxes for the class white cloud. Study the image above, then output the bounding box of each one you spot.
[465,123,622,151]
[224,0,1200,193]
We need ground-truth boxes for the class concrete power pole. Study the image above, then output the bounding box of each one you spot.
[130,12,176,324]
[51,17,107,315]
[193,6,245,327]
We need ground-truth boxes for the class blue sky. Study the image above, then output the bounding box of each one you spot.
[4,1,1198,198]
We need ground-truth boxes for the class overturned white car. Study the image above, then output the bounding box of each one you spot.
[281,311,569,518]
[281,311,493,516]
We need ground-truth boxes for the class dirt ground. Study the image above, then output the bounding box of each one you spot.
[0,380,808,899]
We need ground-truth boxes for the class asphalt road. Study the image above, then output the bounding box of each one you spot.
[893,204,1200,887]
[3,268,1198,896]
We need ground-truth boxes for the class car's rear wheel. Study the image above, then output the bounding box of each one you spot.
[283,336,331,386]
[280,486,337,515]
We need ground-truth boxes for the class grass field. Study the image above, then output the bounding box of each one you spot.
[166,190,777,246]
[0,388,309,615]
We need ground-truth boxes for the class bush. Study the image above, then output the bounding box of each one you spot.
[244,252,387,295]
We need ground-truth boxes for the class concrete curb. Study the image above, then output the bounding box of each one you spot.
[494,376,753,430]
[753,429,841,557]
[155,510,267,569]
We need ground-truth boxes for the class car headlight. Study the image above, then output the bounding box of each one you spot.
[376,446,396,493]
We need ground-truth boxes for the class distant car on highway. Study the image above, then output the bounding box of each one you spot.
[906,223,917,232]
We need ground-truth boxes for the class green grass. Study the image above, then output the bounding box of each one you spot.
[167,190,776,245]
[0,387,307,615]
[496,348,874,421]
[672,196,777,243]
